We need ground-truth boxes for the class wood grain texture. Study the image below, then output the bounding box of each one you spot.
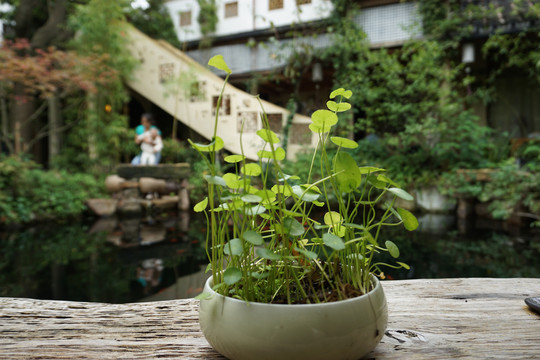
[1,278,539,359]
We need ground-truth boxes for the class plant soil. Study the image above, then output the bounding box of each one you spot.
[270,281,368,304]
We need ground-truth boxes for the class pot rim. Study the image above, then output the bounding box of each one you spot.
[201,273,382,307]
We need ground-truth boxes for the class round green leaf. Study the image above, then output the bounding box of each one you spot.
[292,185,321,202]
[331,136,358,149]
[204,175,227,186]
[223,267,242,285]
[279,174,301,181]
[258,147,286,160]
[242,230,264,246]
[283,217,305,237]
[367,175,388,189]
[224,238,243,256]
[241,163,262,177]
[243,204,266,216]
[241,194,262,203]
[329,88,344,99]
[309,122,331,134]
[256,247,281,260]
[326,101,352,112]
[256,129,280,144]
[294,247,318,260]
[251,272,269,280]
[377,174,399,188]
[271,184,293,197]
[222,173,245,189]
[193,197,208,212]
[359,166,386,174]
[224,154,246,163]
[323,233,345,251]
[388,187,414,201]
[189,136,224,152]
[208,55,232,74]
[324,211,343,226]
[385,240,400,258]
[334,152,361,192]
[333,223,346,237]
[311,109,338,126]
[330,88,353,99]
[397,208,419,231]
[255,189,276,204]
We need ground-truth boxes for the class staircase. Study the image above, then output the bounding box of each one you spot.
[125,25,314,160]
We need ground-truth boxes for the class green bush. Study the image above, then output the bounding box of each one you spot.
[0,155,105,225]
[160,138,200,164]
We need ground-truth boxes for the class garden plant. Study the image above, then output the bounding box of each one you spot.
[191,56,419,305]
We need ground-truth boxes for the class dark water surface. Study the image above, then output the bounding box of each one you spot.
[1,212,539,303]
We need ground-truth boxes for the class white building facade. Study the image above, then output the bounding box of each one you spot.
[164,0,421,75]
[165,0,334,43]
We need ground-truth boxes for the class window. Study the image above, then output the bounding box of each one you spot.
[225,2,238,18]
[296,0,311,5]
[159,63,175,84]
[237,112,258,133]
[213,95,231,116]
[269,0,284,10]
[267,113,283,133]
[179,11,191,26]
[290,124,312,145]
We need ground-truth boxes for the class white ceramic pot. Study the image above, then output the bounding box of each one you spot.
[199,275,387,360]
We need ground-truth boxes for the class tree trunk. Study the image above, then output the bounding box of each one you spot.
[10,84,35,155]
[48,94,62,164]
[87,93,98,162]
[29,0,69,49]
[10,0,70,162]
[0,97,14,154]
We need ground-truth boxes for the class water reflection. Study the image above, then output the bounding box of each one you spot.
[0,211,208,304]
[1,212,538,303]
[383,213,540,280]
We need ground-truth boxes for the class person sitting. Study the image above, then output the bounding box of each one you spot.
[139,128,163,165]
[131,113,162,165]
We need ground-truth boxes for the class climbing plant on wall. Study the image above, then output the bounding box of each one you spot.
[197,0,218,48]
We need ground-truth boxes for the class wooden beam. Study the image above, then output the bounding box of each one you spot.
[1,278,539,359]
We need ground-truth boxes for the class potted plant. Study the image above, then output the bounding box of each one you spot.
[190,56,418,360]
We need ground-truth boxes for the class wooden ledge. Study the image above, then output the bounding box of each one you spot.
[116,163,191,180]
[1,278,539,359]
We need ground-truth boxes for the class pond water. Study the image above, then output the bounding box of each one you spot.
[1,211,539,304]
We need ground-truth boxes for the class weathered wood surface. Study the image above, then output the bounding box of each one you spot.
[1,278,539,359]
[116,163,190,180]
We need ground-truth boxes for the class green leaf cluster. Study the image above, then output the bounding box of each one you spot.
[191,57,417,304]
[0,155,105,225]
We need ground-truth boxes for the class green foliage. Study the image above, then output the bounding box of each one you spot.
[160,138,196,163]
[479,161,538,220]
[193,58,417,304]
[320,9,518,188]
[59,0,135,172]
[419,0,540,44]
[412,1,540,223]
[0,155,105,225]
[197,0,218,48]
[483,31,540,83]
[126,0,182,48]
[439,156,540,224]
